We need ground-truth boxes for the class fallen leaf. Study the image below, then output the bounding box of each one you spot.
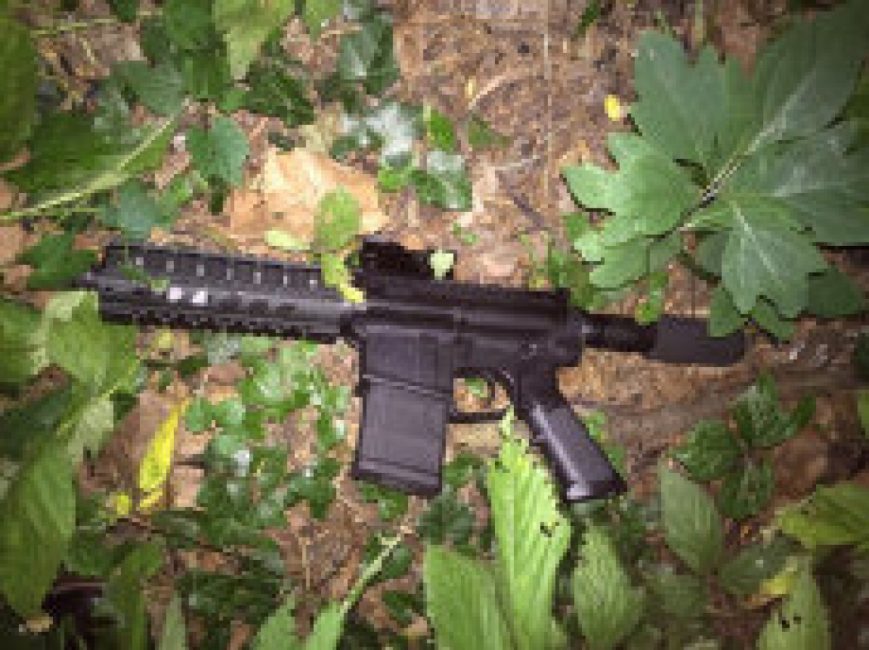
[0,224,25,264]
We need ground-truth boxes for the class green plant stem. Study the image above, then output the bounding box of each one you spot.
[340,534,404,617]
[30,11,157,38]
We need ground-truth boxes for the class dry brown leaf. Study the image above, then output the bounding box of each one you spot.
[226,147,388,243]
[0,225,25,265]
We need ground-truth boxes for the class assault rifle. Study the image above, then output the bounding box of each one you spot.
[79,239,744,502]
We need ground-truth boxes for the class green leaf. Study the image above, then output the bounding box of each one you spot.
[303,0,341,37]
[673,420,740,481]
[0,388,70,460]
[253,598,302,650]
[243,61,314,128]
[162,0,217,51]
[102,180,174,240]
[429,249,455,280]
[114,61,184,116]
[573,525,644,650]
[377,162,413,192]
[358,483,408,522]
[749,0,869,151]
[647,567,707,619]
[708,286,745,337]
[631,34,725,172]
[660,466,724,574]
[751,298,796,341]
[213,0,295,79]
[858,390,869,439]
[718,537,792,597]
[732,374,810,448]
[313,188,361,251]
[18,233,97,290]
[777,482,869,550]
[0,298,48,387]
[425,107,457,153]
[0,443,75,616]
[336,13,399,95]
[0,14,37,162]
[416,491,475,546]
[486,437,571,650]
[443,452,483,489]
[336,101,420,166]
[105,541,164,650]
[807,266,866,317]
[67,395,115,465]
[757,563,830,650]
[719,460,775,521]
[187,116,249,187]
[424,545,511,650]
[411,150,472,211]
[468,114,509,150]
[108,0,139,21]
[721,201,827,317]
[158,592,188,650]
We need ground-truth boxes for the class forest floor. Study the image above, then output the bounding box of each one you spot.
[1,0,867,647]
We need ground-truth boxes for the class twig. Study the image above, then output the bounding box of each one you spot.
[31,11,156,38]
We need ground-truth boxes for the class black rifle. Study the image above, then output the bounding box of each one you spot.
[78,239,744,502]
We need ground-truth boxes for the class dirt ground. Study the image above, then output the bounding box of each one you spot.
[2,0,867,646]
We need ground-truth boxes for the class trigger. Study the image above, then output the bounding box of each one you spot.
[449,370,507,424]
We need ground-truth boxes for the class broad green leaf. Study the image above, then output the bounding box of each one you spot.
[757,563,830,650]
[377,162,413,192]
[0,443,75,616]
[0,298,47,387]
[102,180,173,240]
[114,61,185,116]
[631,34,725,172]
[486,437,571,650]
[719,460,775,521]
[721,201,826,316]
[161,0,216,51]
[303,0,341,38]
[751,298,796,341]
[647,567,707,619]
[0,388,70,461]
[358,483,408,522]
[105,541,164,650]
[305,604,343,650]
[423,545,511,650]
[708,286,745,337]
[660,466,723,574]
[243,61,314,127]
[718,537,792,597]
[314,188,361,251]
[589,233,680,289]
[187,116,250,187]
[253,598,302,650]
[749,0,869,152]
[416,490,475,546]
[213,0,295,79]
[807,266,866,317]
[19,233,97,290]
[732,375,811,449]
[139,401,186,509]
[0,14,37,162]
[572,525,644,650]
[777,482,869,551]
[158,592,188,650]
[673,419,740,481]
[67,394,115,465]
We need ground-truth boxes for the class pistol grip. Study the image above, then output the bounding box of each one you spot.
[523,384,626,502]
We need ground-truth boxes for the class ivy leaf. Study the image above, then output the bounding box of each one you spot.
[423,545,511,650]
[0,443,75,616]
[213,0,295,79]
[18,233,97,290]
[486,437,571,650]
[187,116,250,187]
[0,13,37,162]
[718,537,792,597]
[631,34,725,172]
[777,482,869,551]
[757,563,831,650]
[732,374,811,449]
[243,61,314,128]
[0,298,47,388]
[336,12,399,95]
[102,180,174,240]
[416,491,475,546]
[114,61,184,116]
[411,150,472,211]
[673,419,740,481]
[572,525,644,650]
[719,459,775,521]
[807,266,866,318]
[660,466,724,574]
[303,0,341,38]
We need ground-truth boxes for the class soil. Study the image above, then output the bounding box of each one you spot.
[2,0,867,647]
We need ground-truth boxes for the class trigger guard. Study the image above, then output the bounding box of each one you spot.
[449,370,510,424]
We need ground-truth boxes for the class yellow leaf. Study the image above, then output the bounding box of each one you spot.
[109,491,132,517]
[604,94,624,122]
[138,401,187,508]
[747,555,802,608]
[338,282,365,303]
